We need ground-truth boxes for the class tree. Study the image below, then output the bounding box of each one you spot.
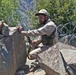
[30,0,76,29]
[0,0,20,26]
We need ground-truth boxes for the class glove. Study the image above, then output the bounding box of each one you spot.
[16,26,22,33]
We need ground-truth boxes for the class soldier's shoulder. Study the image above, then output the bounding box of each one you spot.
[46,21,56,27]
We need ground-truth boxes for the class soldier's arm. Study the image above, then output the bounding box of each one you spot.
[21,25,56,36]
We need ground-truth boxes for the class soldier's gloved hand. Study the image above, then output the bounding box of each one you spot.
[32,40,36,44]
[31,40,38,46]
[16,26,22,33]
[31,40,38,48]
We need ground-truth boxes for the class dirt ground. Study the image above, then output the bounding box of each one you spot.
[24,58,46,75]
[26,70,45,75]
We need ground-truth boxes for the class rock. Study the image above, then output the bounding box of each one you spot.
[37,42,67,75]
[0,25,26,75]
[0,21,9,36]
[2,23,9,36]
[0,20,4,32]
[37,42,76,75]
[59,43,76,65]
[60,43,76,74]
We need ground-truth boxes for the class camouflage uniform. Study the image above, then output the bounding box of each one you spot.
[21,9,58,60]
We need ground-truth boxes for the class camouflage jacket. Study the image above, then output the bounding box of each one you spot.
[22,19,58,46]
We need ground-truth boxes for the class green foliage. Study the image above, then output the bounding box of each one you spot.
[0,0,20,26]
[31,0,76,28]
[0,0,76,28]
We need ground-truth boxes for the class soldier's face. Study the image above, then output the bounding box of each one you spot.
[38,15,47,24]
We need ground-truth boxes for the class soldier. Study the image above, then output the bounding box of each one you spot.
[16,9,58,60]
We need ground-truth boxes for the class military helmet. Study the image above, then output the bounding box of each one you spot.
[35,9,49,16]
